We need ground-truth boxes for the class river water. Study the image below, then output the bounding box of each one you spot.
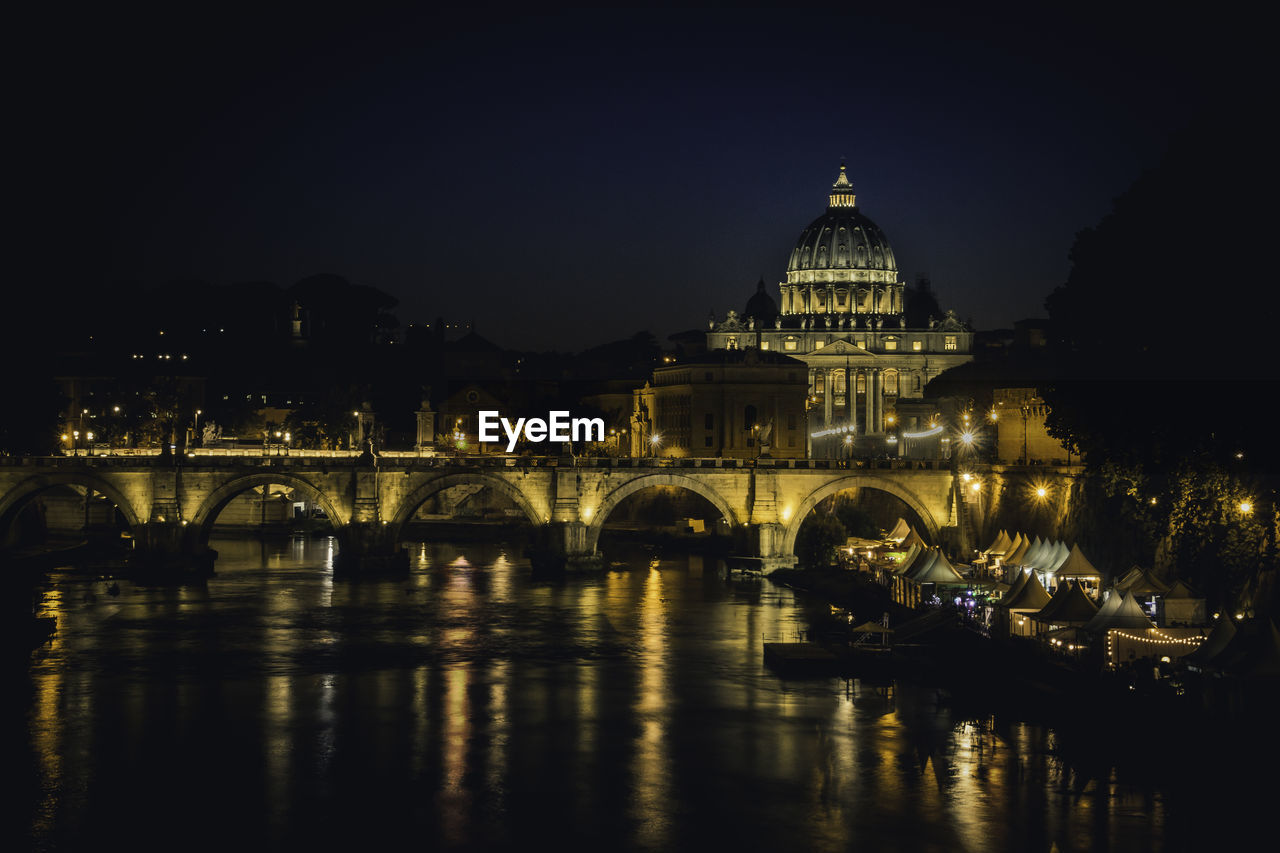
[22,536,1189,851]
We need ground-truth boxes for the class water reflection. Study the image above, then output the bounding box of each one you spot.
[24,535,1188,850]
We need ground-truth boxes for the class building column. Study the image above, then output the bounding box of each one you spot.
[868,369,880,433]
[844,367,854,425]
[823,369,833,428]
[863,370,873,435]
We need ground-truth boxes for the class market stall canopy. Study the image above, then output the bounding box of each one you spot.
[985,529,1012,556]
[1003,571,1051,612]
[1043,541,1070,573]
[1022,536,1046,568]
[899,527,928,552]
[1113,565,1169,596]
[1034,580,1099,625]
[1003,567,1031,602]
[1185,615,1237,665]
[895,544,924,575]
[1162,579,1198,599]
[1005,535,1032,566]
[886,518,912,543]
[905,549,940,581]
[910,550,966,584]
[1085,591,1155,631]
[1054,544,1103,581]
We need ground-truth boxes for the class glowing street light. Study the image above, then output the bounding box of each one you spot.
[1239,501,1253,515]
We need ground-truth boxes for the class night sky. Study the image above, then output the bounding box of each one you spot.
[16,6,1251,351]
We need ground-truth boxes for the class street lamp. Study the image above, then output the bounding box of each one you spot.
[650,433,662,457]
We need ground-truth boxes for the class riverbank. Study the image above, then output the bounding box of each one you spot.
[765,565,1280,771]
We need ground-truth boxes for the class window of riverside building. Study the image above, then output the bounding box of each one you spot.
[945,335,957,351]
[884,370,899,395]
[784,338,798,351]
[705,372,714,382]
[705,436,713,447]
[815,340,824,349]
[884,338,898,350]
[761,340,770,350]
[856,373,866,394]
[704,413,714,429]
[912,340,922,351]
[788,414,797,430]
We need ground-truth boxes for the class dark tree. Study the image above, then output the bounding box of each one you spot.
[1043,108,1278,609]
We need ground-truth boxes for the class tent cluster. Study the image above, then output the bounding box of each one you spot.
[887,543,969,607]
[981,531,1097,591]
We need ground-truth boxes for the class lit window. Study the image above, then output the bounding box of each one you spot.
[944,335,957,351]
[856,340,866,349]
[912,340,922,351]
[784,339,798,351]
[761,341,770,350]
[884,370,899,395]
[815,341,824,349]
[884,339,898,351]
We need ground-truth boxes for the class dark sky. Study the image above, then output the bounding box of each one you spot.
[17,5,1248,350]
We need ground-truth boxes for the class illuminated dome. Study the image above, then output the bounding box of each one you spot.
[779,165,905,317]
[786,165,898,285]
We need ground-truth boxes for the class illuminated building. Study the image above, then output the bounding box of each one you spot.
[707,165,974,455]
[630,349,809,459]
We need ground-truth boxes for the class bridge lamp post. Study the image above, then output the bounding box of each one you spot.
[650,433,662,458]
[72,430,80,456]
[86,432,94,456]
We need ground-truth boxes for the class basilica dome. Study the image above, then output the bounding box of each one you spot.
[785,165,898,287]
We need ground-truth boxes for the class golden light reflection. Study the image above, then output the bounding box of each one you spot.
[487,661,509,795]
[442,666,472,845]
[631,562,671,848]
[264,674,293,819]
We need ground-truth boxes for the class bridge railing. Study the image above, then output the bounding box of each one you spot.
[2,453,958,472]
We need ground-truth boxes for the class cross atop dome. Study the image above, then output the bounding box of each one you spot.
[829,163,856,208]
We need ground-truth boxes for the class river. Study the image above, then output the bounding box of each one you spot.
[21,536,1199,851]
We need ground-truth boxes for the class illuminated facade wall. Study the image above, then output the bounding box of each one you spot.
[630,351,808,459]
[992,388,1072,465]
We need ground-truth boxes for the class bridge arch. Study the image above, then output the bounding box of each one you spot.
[389,472,545,541]
[189,473,347,543]
[585,473,740,553]
[0,472,144,536]
[781,475,941,558]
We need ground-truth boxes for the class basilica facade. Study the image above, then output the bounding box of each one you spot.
[706,166,973,456]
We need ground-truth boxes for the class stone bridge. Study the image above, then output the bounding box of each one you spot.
[0,454,980,576]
